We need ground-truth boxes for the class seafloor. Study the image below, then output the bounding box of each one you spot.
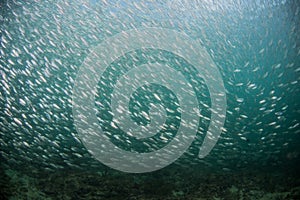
[1,163,299,200]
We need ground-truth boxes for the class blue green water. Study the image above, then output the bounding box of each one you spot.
[1,0,299,199]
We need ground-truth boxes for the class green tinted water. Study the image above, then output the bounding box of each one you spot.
[0,0,299,199]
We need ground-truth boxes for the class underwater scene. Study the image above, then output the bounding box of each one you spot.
[1,0,300,199]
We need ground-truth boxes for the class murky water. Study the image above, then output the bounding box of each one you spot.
[1,0,299,199]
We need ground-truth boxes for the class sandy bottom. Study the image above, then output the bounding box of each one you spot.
[1,164,299,200]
